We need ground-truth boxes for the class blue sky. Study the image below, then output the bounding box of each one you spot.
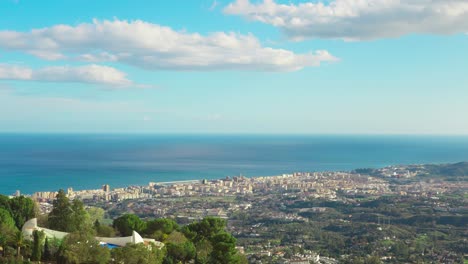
[0,0,467,134]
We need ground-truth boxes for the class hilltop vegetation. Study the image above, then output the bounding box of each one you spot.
[0,190,246,264]
[354,162,468,181]
[424,162,468,178]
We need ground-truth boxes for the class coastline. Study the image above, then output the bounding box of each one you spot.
[15,161,468,199]
[2,134,468,195]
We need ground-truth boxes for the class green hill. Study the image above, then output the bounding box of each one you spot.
[424,162,468,177]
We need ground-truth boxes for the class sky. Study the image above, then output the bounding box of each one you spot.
[0,0,467,134]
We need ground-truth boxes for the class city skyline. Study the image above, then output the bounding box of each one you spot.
[1,0,467,134]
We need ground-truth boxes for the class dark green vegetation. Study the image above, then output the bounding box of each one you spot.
[0,191,246,264]
[0,195,36,230]
[0,194,36,263]
[424,162,468,180]
[48,190,90,233]
[355,161,468,182]
[233,193,467,263]
[112,243,165,264]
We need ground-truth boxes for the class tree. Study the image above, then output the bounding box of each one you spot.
[165,241,196,264]
[414,234,431,255]
[9,196,36,230]
[43,237,61,262]
[94,220,116,237]
[97,225,116,237]
[0,231,8,258]
[49,190,91,232]
[112,243,165,264]
[0,208,16,229]
[182,217,226,242]
[31,230,45,261]
[182,217,244,264]
[113,214,146,236]
[163,231,197,264]
[87,207,105,224]
[145,218,179,236]
[0,224,17,258]
[14,230,24,260]
[36,213,49,229]
[94,219,101,230]
[166,231,188,244]
[209,232,238,264]
[48,190,72,232]
[0,194,11,212]
[365,256,383,264]
[392,241,409,260]
[58,231,110,264]
[42,237,52,261]
[194,239,213,264]
[145,218,179,240]
[0,234,6,258]
[69,199,91,232]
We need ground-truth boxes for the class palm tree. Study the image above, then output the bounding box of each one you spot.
[14,230,24,260]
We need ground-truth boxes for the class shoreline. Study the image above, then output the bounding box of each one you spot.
[3,160,468,197]
[2,134,468,196]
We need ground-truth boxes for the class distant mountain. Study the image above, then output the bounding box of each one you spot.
[424,162,468,177]
[353,162,468,181]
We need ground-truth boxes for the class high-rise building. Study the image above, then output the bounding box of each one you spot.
[102,184,110,193]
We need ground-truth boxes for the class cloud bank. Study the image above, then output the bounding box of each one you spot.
[0,19,337,71]
[0,64,138,87]
[224,0,468,41]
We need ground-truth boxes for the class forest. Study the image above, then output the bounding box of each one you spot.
[0,190,246,264]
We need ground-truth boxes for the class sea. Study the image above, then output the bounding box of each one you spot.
[1,133,468,195]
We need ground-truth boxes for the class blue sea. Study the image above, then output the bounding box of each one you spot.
[1,134,468,195]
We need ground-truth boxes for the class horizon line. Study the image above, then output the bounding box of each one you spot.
[1,131,468,137]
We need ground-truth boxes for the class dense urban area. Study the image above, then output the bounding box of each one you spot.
[1,162,467,263]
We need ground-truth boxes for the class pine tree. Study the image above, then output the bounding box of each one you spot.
[70,199,90,232]
[94,219,101,232]
[43,237,52,261]
[48,190,72,232]
[48,190,91,232]
[9,196,36,230]
[32,230,45,261]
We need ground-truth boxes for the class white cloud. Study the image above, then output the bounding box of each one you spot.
[0,64,33,80]
[0,19,337,71]
[224,0,468,41]
[0,64,140,87]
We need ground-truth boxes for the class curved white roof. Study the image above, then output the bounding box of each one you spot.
[22,218,163,248]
